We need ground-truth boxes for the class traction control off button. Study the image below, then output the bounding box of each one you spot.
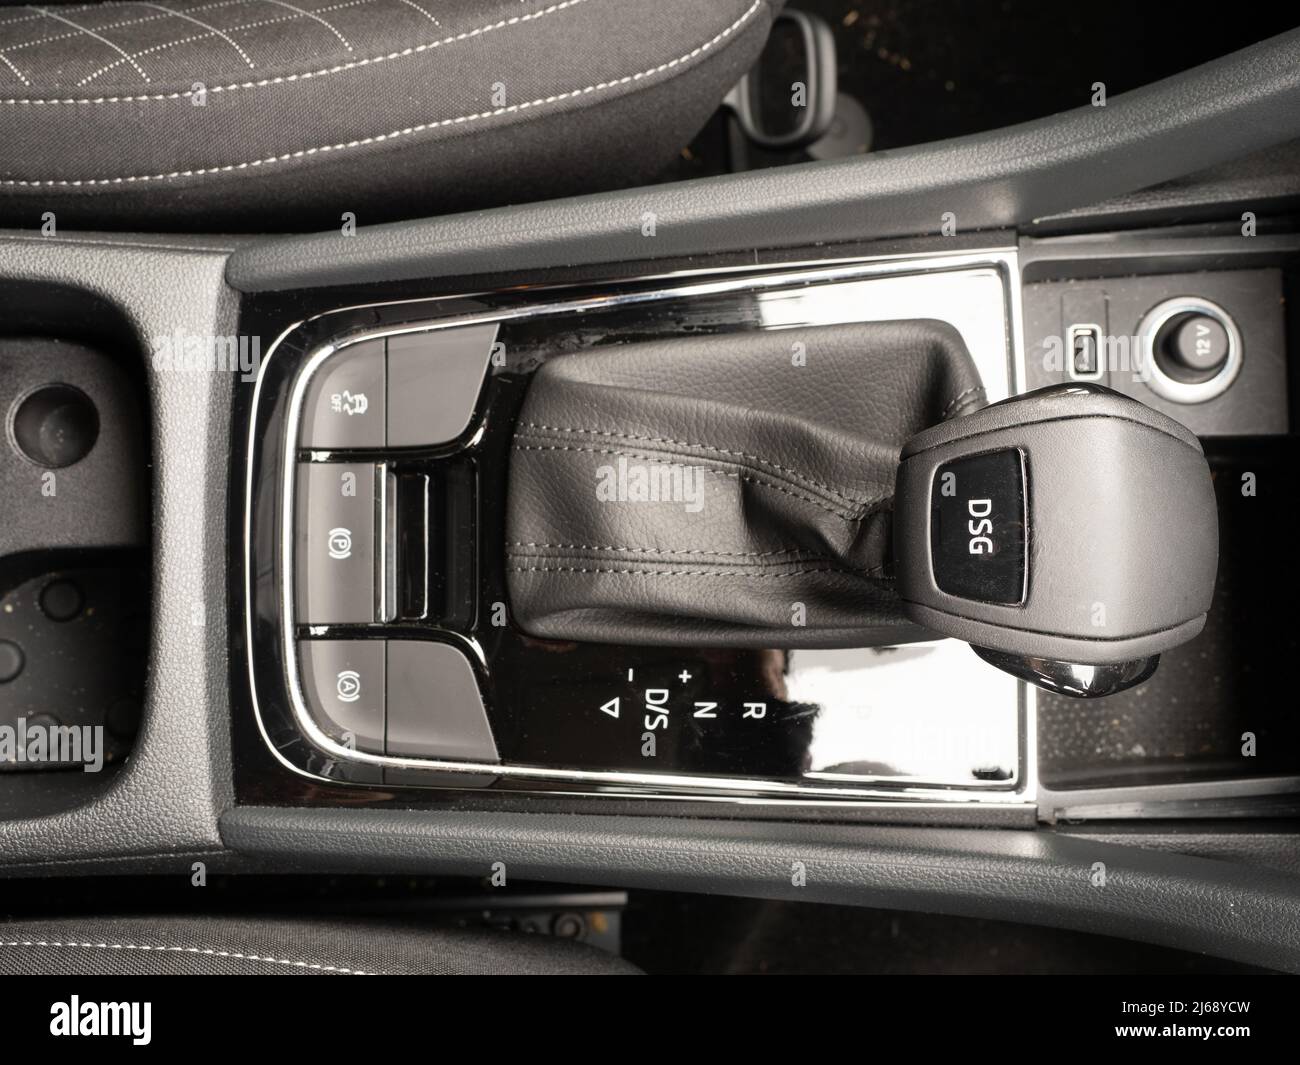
[301,338,386,449]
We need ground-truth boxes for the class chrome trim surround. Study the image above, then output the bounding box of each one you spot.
[1038,774,1300,823]
[244,249,1036,805]
[377,463,390,624]
[1137,295,1243,404]
[972,647,1160,699]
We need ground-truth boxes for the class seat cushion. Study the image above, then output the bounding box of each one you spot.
[0,0,777,229]
[0,915,642,974]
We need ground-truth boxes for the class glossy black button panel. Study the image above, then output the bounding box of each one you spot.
[299,639,385,754]
[930,448,1026,605]
[297,639,498,764]
[300,338,385,449]
[294,462,377,624]
[292,324,496,632]
[279,322,506,778]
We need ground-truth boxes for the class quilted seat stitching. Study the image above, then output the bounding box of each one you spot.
[130,1,259,71]
[1,9,186,53]
[393,0,439,25]
[0,0,765,185]
[260,0,355,51]
[0,54,28,85]
[0,1,266,85]
[74,0,371,86]
[32,5,154,83]
[0,0,597,103]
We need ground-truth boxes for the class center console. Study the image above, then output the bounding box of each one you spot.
[241,227,1296,819]
[246,253,1029,804]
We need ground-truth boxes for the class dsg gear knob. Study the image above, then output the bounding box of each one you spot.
[894,384,1217,698]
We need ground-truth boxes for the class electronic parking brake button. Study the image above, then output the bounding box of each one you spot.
[930,449,1026,605]
[295,462,377,624]
[299,640,385,754]
[301,338,386,449]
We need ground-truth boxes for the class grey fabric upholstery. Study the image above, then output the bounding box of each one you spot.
[0,915,641,974]
[0,0,778,229]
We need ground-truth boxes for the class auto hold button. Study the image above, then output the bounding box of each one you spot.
[299,639,385,754]
[295,462,377,624]
[301,338,386,449]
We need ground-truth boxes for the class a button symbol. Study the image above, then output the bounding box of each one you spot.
[330,390,369,417]
[335,669,362,703]
[327,527,353,560]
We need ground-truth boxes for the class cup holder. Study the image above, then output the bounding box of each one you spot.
[1,334,149,782]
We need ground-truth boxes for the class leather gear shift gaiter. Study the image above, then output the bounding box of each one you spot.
[505,321,985,648]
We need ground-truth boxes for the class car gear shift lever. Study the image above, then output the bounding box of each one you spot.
[506,324,1218,698]
[893,383,1217,697]
[506,321,987,650]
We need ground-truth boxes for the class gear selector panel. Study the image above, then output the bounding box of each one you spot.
[242,256,1165,803]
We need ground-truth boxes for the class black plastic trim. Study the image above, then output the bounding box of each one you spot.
[221,807,1300,973]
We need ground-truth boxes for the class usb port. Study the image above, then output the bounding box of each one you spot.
[1067,323,1103,381]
